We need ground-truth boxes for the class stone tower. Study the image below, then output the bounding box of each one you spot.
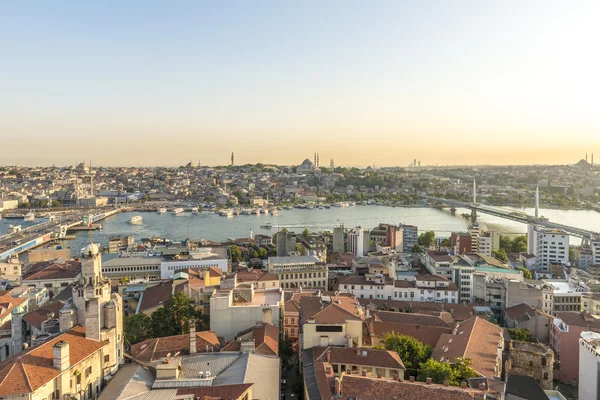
[60,243,124,371]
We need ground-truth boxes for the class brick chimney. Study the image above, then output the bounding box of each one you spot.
[53,341,70,371]
[335,377,342,395]
[426,377,432,385]
[326,350,331,363]
[189,319,196,354]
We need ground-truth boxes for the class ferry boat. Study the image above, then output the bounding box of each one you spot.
[4,213,24,219]
[269,209,278,216]
[260,223,273,229]
[253,209,260,215]
[260,208,268,214]
[8,224,22,234]
[171,208,184,215]
[191,207,199,214]
[24,212,35,221]
[219,209,233,217]
[129,215,143,224]
[157,207,167,214]
[241,209,252,215]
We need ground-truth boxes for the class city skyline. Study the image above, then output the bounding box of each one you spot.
[2,1,600,166]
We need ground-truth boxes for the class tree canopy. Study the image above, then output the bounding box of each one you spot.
[508,328,535,342]
[378,332,432,372]
[124,292,205,345]
[418,358,478,386]
[518,267,532,279]
[417,231,435,248]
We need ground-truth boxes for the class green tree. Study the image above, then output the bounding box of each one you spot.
[150,307,177,338]
[510,236,527,253]
[569,247,576,263]
[418,359,455,384]
[452,358,479,383]
[518,267,532,280]
[492,248,508,262]
[411,244,424,253]
[279,337,294,368]
[417,231,435,247]
[119,276,130,285]
[39,199,48,208]
[250,249,259,259]
[51,200,61,207]
[379,333,432,372]
[166,292,201,334]
[257,247,268,259]
[229,245,242,262]
[508,328,535,342]
[124,313,152,344]
[440,238,451,247]
[302,228,311,238]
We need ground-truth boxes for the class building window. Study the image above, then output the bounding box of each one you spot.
[104,355,109,363]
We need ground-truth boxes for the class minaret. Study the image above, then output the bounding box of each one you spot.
[473,179,477,204]
[317,153,320,168]
[535,186,539,218]
[231,152,234,166]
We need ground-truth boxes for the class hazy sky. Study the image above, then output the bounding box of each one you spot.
[2,1,600,167]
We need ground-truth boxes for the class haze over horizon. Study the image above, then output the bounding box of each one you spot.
[2,1,599,167]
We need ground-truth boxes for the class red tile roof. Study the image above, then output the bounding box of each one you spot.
[138,281,173,313]
[222,323,279,356]
[339,375,485,400]
[431,317,503,378]
[0,326,107,396]
[23,260,81,281]
[23,301,65,330]
[367,311,452,346]
[177,384,252,399]
[313,346,404,369]
[0,293,27,320]
[130,330,222,362]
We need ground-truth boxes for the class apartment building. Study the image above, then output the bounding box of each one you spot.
[550,312,600,383]
[398,224,418,252]
[268,255,328,289]
[422,250,454,280]
[301,294,364,350]
[210,286,283,341]
[338,274,459,304]
[527,226,569,270]
[579,331,600,400]
[347,227,370,256]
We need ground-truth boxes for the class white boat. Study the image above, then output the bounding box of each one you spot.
[261,223,273,229]
[241,209,252,215]
[219,209,233,217]
[260,208,268,214]
[191,207,199,214]
[129,216,143,224]
[270,209,278,216]
[171,208,184,215]
[8,224,22,234]
[24,212,35,221]
[253,209,260,215]
[157,207,167,214]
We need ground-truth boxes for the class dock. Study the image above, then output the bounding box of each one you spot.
[67,224,103,232]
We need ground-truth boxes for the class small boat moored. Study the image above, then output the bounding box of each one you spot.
[129,216,143,224]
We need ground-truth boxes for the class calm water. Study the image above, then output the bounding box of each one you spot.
[58,206,600,256]
[3,206,599,256]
